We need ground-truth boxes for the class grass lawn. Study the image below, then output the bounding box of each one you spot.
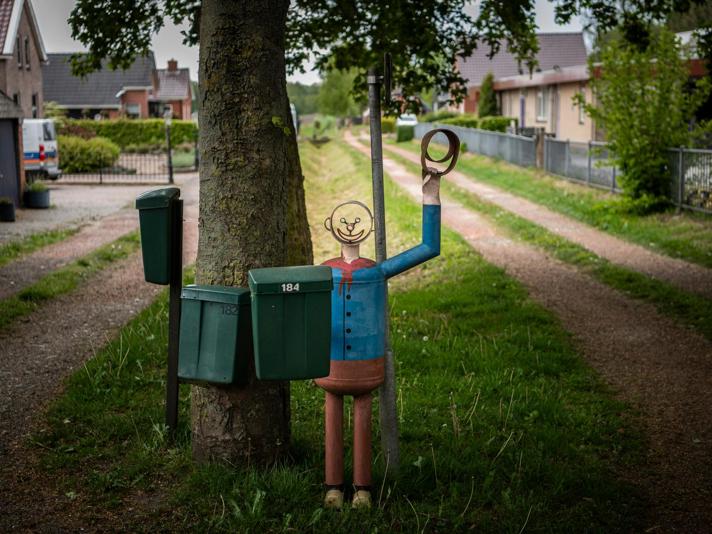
[0,227,79,268]
[383,146,712,345]
[33,138,644,532]
[0,232,140,331]
[388,138,712,269]
[172,150,197,169]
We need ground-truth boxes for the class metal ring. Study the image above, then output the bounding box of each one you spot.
[420,128,460,177]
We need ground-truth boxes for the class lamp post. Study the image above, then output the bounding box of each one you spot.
[164,107,174,185]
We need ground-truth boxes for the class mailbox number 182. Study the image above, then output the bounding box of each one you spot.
[281,283,300,292]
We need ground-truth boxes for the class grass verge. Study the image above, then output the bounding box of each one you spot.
[0,232,140,330]
[385,146,712,344]
[387,138,712,269]
[0,227,80,268]
[32,138,643,532]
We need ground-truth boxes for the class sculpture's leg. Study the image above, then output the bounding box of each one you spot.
[352,392,373,508]
[324,391,344,509]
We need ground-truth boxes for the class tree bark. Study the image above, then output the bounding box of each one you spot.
[192,0,312,465]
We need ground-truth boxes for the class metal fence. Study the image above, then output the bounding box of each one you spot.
[415,122,711,214]
[415,123,536,167]
[58,136,198,184]
[544,138,621,193]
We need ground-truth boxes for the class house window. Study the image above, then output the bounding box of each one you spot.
[578,84,586,125]
[16,37,22,68]
[24,37,30,69]
[126,103,141,118]
[31,94,38,118]
[13,93,20,107]
[536,86,549,122]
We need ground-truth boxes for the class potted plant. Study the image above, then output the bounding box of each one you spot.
[23,181,50,209]
[0,197,15,222]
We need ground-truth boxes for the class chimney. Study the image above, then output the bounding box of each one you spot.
[168,59,178,72]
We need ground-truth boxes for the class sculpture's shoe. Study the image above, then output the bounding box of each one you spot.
[324,489,344,509]
[352,490,372,509]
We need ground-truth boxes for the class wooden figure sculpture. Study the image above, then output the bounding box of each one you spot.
[316,129,460,509]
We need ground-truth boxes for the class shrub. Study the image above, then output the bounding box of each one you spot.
[479,116,517,132]
[381,117,396,133]
[59,135,120,173]
[582,28,711,206]
[26,181,48,192]
[420,110,458,123]
[0,196,13,205]
[478,72,498,117]
[57,119,198,149]
[440,114,479,128]
[396,125,415,143]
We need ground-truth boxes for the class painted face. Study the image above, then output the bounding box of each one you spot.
[324,201,374,245]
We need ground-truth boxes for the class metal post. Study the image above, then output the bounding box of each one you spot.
[677,147,684,213]
[193,130,199,171]
[166,198,183,436]
[166,122,174,185]
[564,140,570,177]
[367,66,400,473]
[587,140,592,186]
[612,166,617,192]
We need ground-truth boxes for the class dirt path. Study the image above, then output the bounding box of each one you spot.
[0,178,199,531]
[346,131,712,532]
[0,208,137,300]
[382,140,712,300]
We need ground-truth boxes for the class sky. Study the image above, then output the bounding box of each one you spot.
[32,0,582,84]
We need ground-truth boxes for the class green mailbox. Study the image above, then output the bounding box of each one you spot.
[178,285,251,384]
[248,265,332,380]
[135,187,180,285]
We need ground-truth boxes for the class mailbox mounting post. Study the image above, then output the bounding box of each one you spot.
[367,59,400,473]
[166,198,183,436]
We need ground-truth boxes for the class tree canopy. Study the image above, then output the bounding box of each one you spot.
[69,1,712,107]
[478,72,498,118]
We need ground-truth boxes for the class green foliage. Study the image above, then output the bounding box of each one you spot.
[59,135,120,173]
[479,116,516,132]
[43,101,67,121]
[582,29,711,207]
[478,72,498,117]
[420,110,458,123]
[440,114,479,128]
[58,119,197,149]
[25,181,48,192]
[396,125,415,143]
[381,117,396,134]
[317,68,361,118]
[0,196,13,205]
[287,82,320,115]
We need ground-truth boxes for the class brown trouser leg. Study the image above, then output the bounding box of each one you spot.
[325,392,344,486]
[352,393,373,487]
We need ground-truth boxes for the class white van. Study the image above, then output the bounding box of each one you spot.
[22,119,61,180]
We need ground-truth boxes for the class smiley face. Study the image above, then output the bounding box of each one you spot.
[324,201,374,245]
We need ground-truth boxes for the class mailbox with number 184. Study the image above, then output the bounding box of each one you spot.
[248,265,333,380]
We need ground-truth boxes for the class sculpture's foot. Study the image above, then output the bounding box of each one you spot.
[352,489,372,509]
[324,488,344,510]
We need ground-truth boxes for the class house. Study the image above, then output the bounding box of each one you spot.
[43,53,192,119]
[456,32,588,116]
[495,64,595,142]
[0,0,47,118]
[0,90,25,206]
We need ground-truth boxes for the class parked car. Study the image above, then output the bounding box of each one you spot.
[395,114,418,127]
[22,119,61,180]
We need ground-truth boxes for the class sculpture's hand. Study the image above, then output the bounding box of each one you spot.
[422,170,442,205]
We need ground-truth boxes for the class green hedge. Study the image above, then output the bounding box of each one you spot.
[58,119,197,149]
[420,110,458,123]
[479,116,517,132]
[59,135,120,173]
[396,125,415,143]
[440,114,479,128]
[381,117,396,134]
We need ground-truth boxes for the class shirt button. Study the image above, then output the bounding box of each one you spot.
[346,328,352,333]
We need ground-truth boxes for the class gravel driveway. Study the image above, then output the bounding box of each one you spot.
[347,131,712,532]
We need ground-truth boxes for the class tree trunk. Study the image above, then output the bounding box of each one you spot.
[191,0,313,465]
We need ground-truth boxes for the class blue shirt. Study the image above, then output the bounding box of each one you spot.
[326,204,441,361]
